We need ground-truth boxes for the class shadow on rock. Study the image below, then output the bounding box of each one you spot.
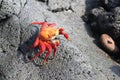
[110,65,120,77]
[82,0,100,37]
[17,24,42,66]
[82,0,103,52]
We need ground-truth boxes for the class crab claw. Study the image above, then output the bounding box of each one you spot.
[59,28,70,41]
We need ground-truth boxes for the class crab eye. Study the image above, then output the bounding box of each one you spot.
[54,37,58,40]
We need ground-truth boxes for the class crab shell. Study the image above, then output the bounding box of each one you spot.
[39,27,59,41]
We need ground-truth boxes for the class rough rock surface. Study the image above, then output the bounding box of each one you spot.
[0,0,120,80]
[83,0,120,55]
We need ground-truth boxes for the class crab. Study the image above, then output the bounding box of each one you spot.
[27,21,70,64]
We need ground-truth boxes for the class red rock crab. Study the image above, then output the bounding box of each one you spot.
[27,21,70,64]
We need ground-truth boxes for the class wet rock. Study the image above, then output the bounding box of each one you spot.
[84,0,120,70]
[84,0,120,44]
[99,0,120,11]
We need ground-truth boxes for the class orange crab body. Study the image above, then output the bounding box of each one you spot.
[27,21,70,64]
[39,27,59,41]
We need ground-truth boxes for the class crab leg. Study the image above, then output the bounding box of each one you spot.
[27,37,39,51]
[43,42,52,64]
[47,23,56,27]
[40,22,48,30]
[31,21,48,30]
[52,40,60,58]
[30,40,46,62]
[53,44,57,58]
[31,22,46,25]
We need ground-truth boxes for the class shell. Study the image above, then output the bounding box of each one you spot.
[100,34,119,53]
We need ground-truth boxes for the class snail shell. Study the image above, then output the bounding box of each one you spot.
[100,34,119,53]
